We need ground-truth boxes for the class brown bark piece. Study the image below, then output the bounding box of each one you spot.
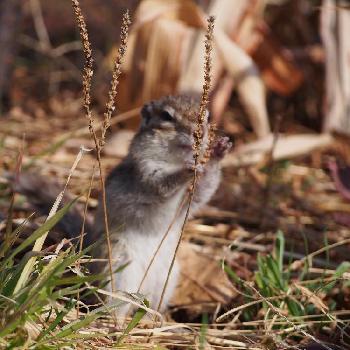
[172,241,235,312]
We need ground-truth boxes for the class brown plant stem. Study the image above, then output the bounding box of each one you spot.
[156,15,215,314]
[71,0,119,293]
[76,162,96,318]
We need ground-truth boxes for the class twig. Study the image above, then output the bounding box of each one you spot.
[243,282,335,350]
[19,34,82,81]
[30,0,51,51]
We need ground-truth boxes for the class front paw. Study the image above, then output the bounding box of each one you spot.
[212,136,232,159]
[185,158,205,174]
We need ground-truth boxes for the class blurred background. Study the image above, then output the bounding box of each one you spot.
[1,0,349,156]
[0,0,338,128]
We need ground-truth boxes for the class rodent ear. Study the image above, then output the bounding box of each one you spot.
[141,104,152,128]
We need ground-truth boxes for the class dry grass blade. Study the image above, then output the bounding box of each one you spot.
[216,295,289,323]
[242,282,335,350]
[96,289,163,321]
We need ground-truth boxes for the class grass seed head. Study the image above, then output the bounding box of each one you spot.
[101,10,131,148]
[193,15,215,166]
[71,0,94,121]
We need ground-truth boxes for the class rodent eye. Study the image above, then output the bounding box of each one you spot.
[159,110,173,122]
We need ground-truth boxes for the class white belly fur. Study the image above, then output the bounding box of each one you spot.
[110,190,185,312]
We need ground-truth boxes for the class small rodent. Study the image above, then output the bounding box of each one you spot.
[14,94,231,316]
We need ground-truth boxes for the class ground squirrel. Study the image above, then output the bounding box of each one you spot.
[15,94,232,316]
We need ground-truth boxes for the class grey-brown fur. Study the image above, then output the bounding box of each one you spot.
[14,94,231,316]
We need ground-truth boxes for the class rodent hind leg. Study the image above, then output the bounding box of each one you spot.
[140,258,180,313]
[109,259,145,318]
[110,261,180,318]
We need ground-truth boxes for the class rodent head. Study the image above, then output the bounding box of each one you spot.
[129,94,210,171]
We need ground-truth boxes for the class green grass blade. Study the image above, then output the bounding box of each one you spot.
[265,255,285,291]
[12,198,78,294]
[274,230,285,272]
[116,299,149,345]
[0,214,34,260]
[38,299,76,341]
[49,313,101,340]
[3,199,77,267]
[52,273,107,286]
[1,251,41,297]
[199,313,208,350]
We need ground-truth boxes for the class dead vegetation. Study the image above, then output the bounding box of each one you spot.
[1,0,350,349]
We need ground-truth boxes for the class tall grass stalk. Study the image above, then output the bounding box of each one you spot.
[71,0,131,294]
[156,15,215,313]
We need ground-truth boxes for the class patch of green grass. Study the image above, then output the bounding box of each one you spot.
[223,231,350,333]
[0,202,147,349]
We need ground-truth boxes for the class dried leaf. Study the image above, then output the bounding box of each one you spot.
[172,242,235,313]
